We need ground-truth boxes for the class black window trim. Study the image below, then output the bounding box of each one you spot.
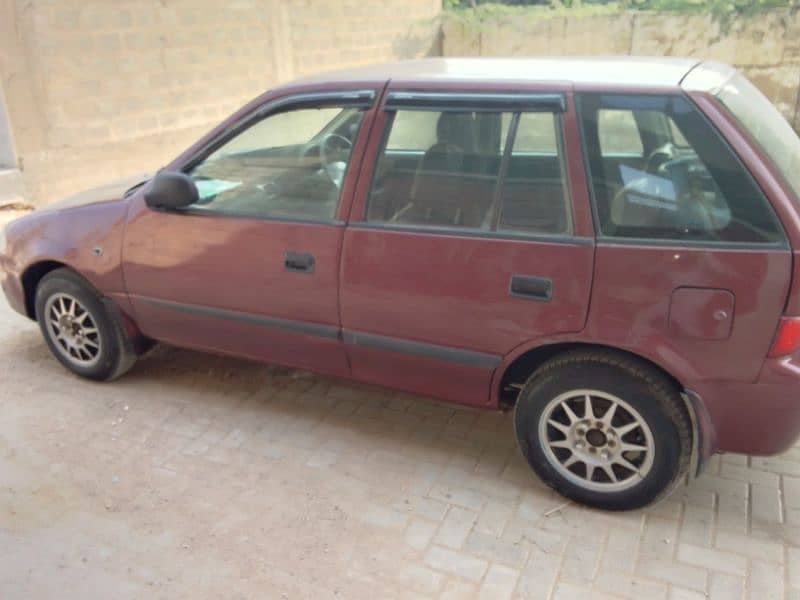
[384,91,566,113]
[348,222,593,246]
[364,96,576,241]
[575,91,790,250]
[182,89,376,173]
[162,89,375,226]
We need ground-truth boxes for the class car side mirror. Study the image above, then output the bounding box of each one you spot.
[144,172,198,211]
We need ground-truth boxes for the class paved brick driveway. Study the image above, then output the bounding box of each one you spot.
[0,254,796,597]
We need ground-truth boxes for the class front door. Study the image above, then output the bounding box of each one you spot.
[339,87,595,406]
[122,89,378,377]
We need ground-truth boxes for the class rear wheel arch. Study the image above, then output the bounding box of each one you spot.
[498,342,708,476]
[498,342,685,408]
[513,348,694,509]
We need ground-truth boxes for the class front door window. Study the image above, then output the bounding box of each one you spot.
[186,106,365,221]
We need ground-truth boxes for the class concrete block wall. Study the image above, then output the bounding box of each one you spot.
[442,9,800,130]
[0,0,441,206]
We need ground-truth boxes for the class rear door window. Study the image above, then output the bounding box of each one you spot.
[367,103,571,236]
[577,93,785,245]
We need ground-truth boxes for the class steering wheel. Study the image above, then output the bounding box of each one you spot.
[321,133,351,166]
[319,133,352,188]
[644,142,676,174]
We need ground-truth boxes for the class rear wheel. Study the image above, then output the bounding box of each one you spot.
[514,350,691,510]
[35,268,137,381]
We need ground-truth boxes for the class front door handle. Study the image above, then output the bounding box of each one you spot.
[284,251,315,273]
[510,274,552,302]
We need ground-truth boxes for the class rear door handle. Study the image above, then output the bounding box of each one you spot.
[284,251,315,273]
[510,274,552,302]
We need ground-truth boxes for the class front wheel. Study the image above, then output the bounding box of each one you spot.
[35,268,137,381]
[514,350,691,511]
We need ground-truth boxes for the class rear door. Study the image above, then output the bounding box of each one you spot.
[339,85,596,407]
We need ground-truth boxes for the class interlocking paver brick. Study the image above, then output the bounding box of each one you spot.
[474,499,513,537]
[715,530,784,564]
[709,572,745,600]
[669,587,707,600]
[362,504,409,530]
[559,534,604,586]
[2,289,800,599]
[749,559,784,600]
[405,518,438,551]
[680,503,714,547]
[464,529,529,568]
[637,558,708,592]
[789,545,800,588]
[428,484,485,512]
[517,552,562,599]
[751,483,785,539]
[552,581,618,599]
[677,542,748,576]
[435,506,479,549]
[394,495,450,523]
[424,545,488,582]
[439,578,478,599]
[477,563,518,600]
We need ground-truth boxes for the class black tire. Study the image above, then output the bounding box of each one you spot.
[514,350,691,511]
[35,268,137,381]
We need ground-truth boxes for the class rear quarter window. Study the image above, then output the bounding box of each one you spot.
[577,93,786,246]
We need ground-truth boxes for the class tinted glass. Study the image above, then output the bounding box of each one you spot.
[367,109,570,235]
[499,113,570,234]
[577,93,784,244]
[500,112,558,152]
[186,107,363,221]
[598,110,643,156]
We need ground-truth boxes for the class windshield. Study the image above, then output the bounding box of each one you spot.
[714,72,800,203]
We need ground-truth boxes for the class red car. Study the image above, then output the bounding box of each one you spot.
[2,57,800,510]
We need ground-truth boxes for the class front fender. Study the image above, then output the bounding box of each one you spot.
[4,199,130,314]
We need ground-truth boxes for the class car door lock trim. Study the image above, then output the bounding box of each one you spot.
[136,297,340,340]
[342,330,502,370]
[134,296,502,369]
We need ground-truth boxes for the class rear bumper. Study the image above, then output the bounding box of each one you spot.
[690,355,800,456]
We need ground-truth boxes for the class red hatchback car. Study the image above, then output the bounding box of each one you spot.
[2,57,800,509]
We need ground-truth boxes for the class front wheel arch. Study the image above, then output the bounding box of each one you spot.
[21,260,68,319]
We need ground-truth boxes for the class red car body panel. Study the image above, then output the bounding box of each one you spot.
[2,58,799,464]
[123,210,351,376]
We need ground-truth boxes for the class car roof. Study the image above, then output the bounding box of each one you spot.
[292,57,703,89]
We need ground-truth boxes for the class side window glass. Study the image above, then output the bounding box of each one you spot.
[368,111,503,229]
[385,112,439,151]
[498,113,570,234]
[367,108,571,236]
[186,106,363,221]
[578,93,784,245]
[500,112,558,153]
[598,110,644,156]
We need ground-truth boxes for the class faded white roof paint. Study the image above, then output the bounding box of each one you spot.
[292,57,705,89]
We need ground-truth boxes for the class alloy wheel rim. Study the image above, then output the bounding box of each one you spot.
[44,293,102,367]
[538,389,655,493]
